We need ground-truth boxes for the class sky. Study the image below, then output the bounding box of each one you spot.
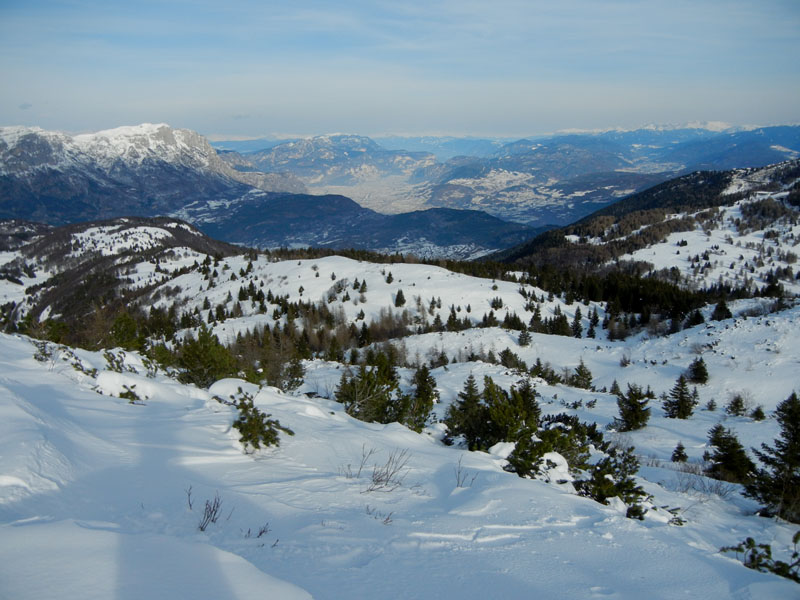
[0,0,799,139]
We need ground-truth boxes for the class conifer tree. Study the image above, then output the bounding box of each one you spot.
[685,310,705,328]
[671,441,688,462]
[706,425,755,483]
[335,364,398,424]
[726,394,748,416]
[446,307,460,331]
[569,359,593,390]
[711,299,733,321]
[750,405,766,421]
[575,447,648,520]
[445,374,489,450]
[394,289,406,307]
[663,375,697,419]
[614,383,651,431]
[571,307,583,338]
[745,392,800,522]
[178,323,237,388]
[686,357,709,384]
[404,365,438,432]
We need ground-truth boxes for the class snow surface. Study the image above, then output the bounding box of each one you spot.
[2,212,800,597]
[1,302,799,597]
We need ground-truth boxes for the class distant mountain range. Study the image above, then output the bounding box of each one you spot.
[212,125,800,225]
[2,122,799,259]
[0,125,538,259]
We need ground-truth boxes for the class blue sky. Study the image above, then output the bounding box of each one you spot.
[1,0,798,138]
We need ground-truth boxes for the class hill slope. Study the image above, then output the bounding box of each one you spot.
[496,160,800,283]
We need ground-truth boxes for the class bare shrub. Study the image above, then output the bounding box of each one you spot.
[198,491,223,531]
[454,455,478,488]
[339,444,378,479]
[673,464,735,499]
[364,449,411,493]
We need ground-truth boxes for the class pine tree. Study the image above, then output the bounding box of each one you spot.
[445,374,489,450]
[686,357,709,384]
[685,310,705,328]
[575,447,648,519]
[750,406,766,421]
[571,307,583,338]
[394,289,406,307]
[726,394,748,416]
[335,364,398,424]
[614,383,651,431]
[671,441,688,462]
[518,328,532,347]
[663,375,697,419]
[745,392,800,522]
[446,307,461,331]
[178,323,238,388]
[404,365,438,432]
[706,426,755,483]
[569,359,593,390]
[711,299,733,321]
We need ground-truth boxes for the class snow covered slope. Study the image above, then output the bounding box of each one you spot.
[1,319,798,599]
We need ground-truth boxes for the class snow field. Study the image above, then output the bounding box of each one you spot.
[1,312,799,598]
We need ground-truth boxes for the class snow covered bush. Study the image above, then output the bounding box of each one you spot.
[721,532,800,584]
[574,447,648,520]
[178,323,238,388]
[224,388,294,453]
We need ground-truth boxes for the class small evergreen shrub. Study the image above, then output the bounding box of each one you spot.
[705,425,754,483]
[721,532,800,584]
[225,388,294,453]
[726,393,749,417]
[686,357,709,384]
[745,392,800,523]
[663,375,697,419]
[711,300,733,321]
[671,441,688,463]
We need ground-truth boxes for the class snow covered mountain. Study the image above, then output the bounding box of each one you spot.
[0,123,304,224]
[0,125,539,259]
[499,159,800,287]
